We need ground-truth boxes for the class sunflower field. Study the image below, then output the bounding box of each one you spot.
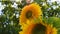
[0,0,60,34]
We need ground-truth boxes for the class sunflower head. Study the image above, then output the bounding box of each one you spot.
[19,3,42,25]
[19,22,57,34]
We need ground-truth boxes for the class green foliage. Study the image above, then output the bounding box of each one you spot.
[0,0,22,34]
[43,17,60,34]
[43,17,60,28]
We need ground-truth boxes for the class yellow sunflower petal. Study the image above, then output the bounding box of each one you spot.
[19,3,42,25]
[52,27,57,34]
[46,24,57,34]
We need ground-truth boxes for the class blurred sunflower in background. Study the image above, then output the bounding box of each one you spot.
[19,3,42,25]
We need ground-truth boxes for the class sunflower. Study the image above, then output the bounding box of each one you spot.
[19,3,42,25]
[19,22,57,34]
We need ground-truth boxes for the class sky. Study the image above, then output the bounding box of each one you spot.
[0,0,60,15]
[0,2,3,15]
[47,0,60,2]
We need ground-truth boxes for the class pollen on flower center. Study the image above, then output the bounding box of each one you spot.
[26,11,32,18]
[32,23,46,34]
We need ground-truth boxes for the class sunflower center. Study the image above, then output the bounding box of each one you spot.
[26,11,32,18]
[32,23,46,34]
